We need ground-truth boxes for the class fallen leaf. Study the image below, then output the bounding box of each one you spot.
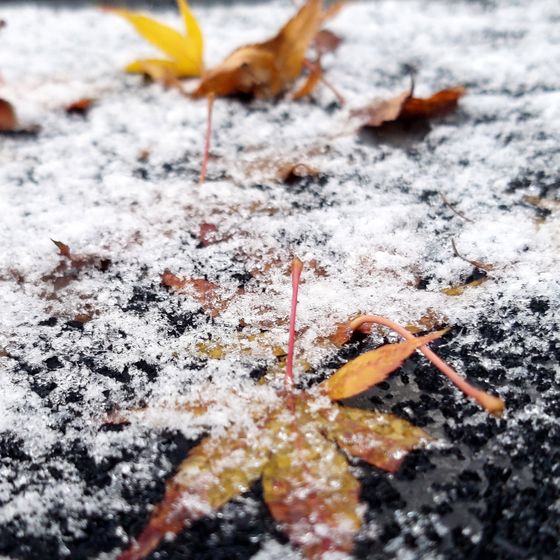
[523,195,560,218]
[327,318,373,347]
[333,313,505,415]
[262,423,362,558]
[192,0,323,99]
[278,161,321,182]
[441,276,488,296]
[65,98,95,115]
[323,406,430,473]
[195,222,231,247]
[43,240,111,290]
[0,98,17,131]
[117,430,271,560]
[352,85,466,128]
[405,308,447,335]
[111,391,428,560]
[160,269,187,289]
[161,270,237,317]
[111,257,504,559]
[104,0,203,79]
[322,330,447,400]
[52,239,71,259]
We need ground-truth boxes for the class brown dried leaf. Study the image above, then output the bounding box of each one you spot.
[43,240,111,290]
[0,98,17,132]
[193,0,323,99]
[327,318,373,347]
[65,98,96,115]
[353,85,466,128]
[323,330,446,400]
[160,269,187,289]
[262,425,362,559]
[278,161,320,182]
[323,405,430,473]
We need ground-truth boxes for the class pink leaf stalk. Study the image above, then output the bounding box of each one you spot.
[286,257,304,391]
[349,315,505,415]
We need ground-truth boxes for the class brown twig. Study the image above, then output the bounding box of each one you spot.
[451,238,494,271]
[439,192,474,223]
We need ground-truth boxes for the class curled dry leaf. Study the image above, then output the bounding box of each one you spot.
[323,330,447,400]
[352,85,466,128]
[278,161,320,183]
[0,98,17,132]
[327,317,373,347]
[111,392,428,560]
[65,98,95,115]
[104,0,203,80]
[192,0,323,99]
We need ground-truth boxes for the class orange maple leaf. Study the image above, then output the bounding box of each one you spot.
[192,0,324,99]
[110,259,504,559]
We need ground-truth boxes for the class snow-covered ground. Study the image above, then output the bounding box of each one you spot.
[0,1,559,559]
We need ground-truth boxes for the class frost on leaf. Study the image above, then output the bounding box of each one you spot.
[352,84,466,128]
[322,406,430,473]
[112,259,503,559]
[104,0,203,80]
[117,430,272,560]
[192,0,323,99]
[111,390,429,559]
[262,423,362,559]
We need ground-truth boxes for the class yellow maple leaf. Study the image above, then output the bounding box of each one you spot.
[104,0,203,79]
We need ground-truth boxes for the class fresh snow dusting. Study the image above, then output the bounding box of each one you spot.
[0,0,559,559]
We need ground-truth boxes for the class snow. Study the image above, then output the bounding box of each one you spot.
[0,0,559,558]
